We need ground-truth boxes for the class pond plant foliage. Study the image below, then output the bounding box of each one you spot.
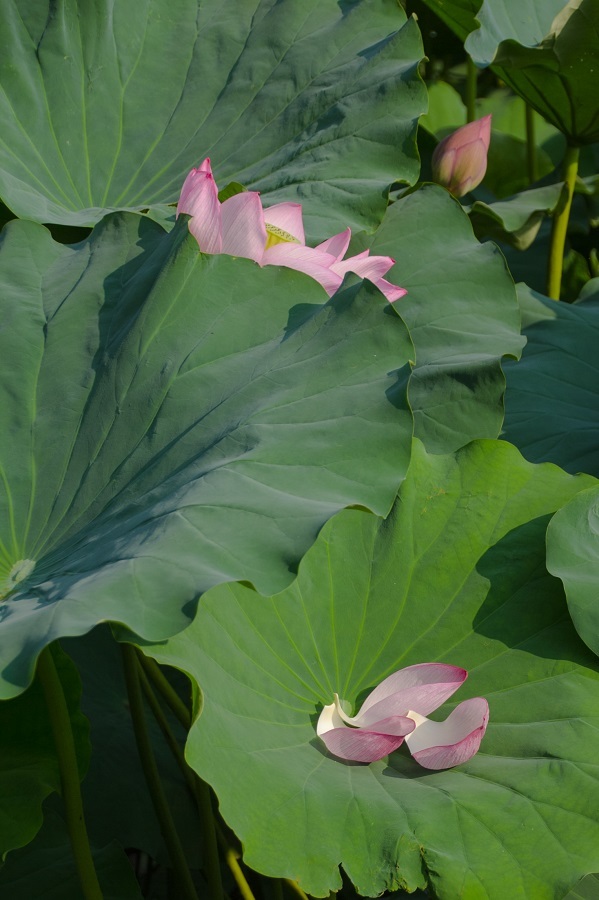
[0,0,599,898]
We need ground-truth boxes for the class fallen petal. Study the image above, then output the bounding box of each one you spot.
[404,697,489,770]
[317,700,415,763]
[357,663,468,725]
[321,725,410,763]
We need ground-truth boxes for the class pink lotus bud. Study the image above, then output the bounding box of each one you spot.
[431,115,492,198]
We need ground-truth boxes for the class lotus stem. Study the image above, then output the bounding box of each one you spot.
[284,880,310,899]
[215,830,257,900]
[121,643,199,900]
[525,104,538,184]
[137,658,224,899]
[465,56,477,123]
[37,644,103,900]
[547,144,580,300]
[136,650,192,730]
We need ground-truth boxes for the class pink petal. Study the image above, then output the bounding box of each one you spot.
[356,663,468,725]
[220,192,268,263]
[331,252,407,304]
[263,202,305,243]
[179,160,223,255]
[370,278,407,304]
[320,716,415,763]
[262,243,341,296]
[315,228,352,261]
[405,698,489,770]
[332,251,394,281]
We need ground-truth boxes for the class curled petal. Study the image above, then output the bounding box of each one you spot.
[315,228,352,261]
[263,202,305,244]
[356,662,468,725]
[262,243,341,296]
[404,697,489,770]
[332,252,407,304]
[221,192,268,263]
[317,700,414,763]
[181,161,223,255]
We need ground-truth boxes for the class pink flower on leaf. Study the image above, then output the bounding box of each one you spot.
[317,663,489,769]
[177,159,406,303]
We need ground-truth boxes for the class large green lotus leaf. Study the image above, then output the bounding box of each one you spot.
[0,810,142,900]
[502,281,599,475]
[0,646,89,860]
[546,485,599,658]
[0,214,413,699]
[466,0,599,144]
[62,626,201,866]
[352,185,523,453]
[144,440,599,899]
[0,0,426,239]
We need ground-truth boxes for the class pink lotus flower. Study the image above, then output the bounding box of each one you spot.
[317,662,489,769]
[177,159,406,303]
[431,115,492,198]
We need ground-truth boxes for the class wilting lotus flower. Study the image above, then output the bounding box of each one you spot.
[317,663,489,769]
[177,159,406,303]
[431,115,492,198]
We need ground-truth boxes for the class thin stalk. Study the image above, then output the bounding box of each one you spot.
[284,880,310,900]
[465,56,477,123]
[215,830,257,900]
[37,645,103,900]
[271,880,284,899]
[525,104,538,184]
[137,661,224,900]
[121,644,199,900]
[546,144,580,300]
[136,651,192,730]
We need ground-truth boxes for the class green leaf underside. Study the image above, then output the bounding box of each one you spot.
[352,186,523,454]
[563,874,599,900]
[144,440,599,899]
[0,214,413,698]
[466,0,599,145]
[468,182,565,250]
[503,282,599,477]
[0,0,426,239]
[466,0,566,62]
[0,646,89,860]
[547,485,599,660]
[420,0,599,144]
[0,809,142,900]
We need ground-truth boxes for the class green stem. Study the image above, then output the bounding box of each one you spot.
[137,662,224,900]
[284,880,310,900]
[137,651,192,730]
[121,644,199,900]
[525,104,538,184]
[465,56,477,123]
[215,828,257,900]
[271,879,285,899]
[546,144,580,300]
[37,645,103,900]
